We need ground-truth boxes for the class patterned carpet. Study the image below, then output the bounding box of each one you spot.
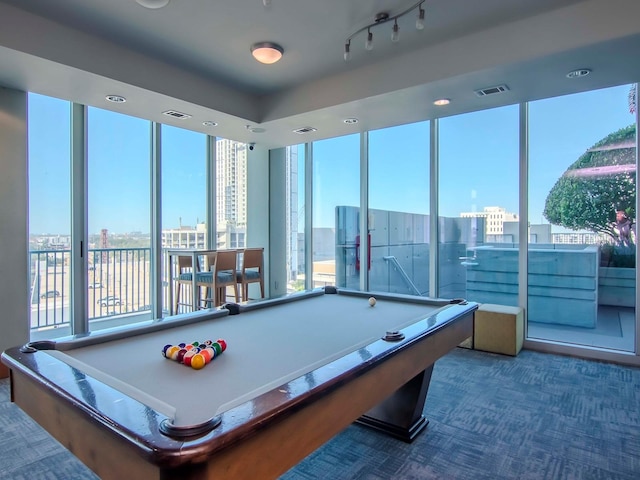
[1,348,639,479]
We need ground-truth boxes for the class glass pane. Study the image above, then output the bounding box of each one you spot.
[28,93,72,338]
[216,138,247,250]
[368,122,430,296]
[439,106,520,302]
[87,107,151,329]
[161,125,207,316]
[285,144,305,293]
[529,85,636,351]
[313,134,361,289]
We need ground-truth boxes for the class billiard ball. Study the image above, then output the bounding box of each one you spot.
[211,342,223,355]
[200,348,213,363]
[183,349,197,366]
[369,297,376,307]
[176,348,188,363]
[190,353,206,370]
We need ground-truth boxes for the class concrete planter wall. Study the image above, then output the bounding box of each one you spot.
[466,245,599,328]
[598,266,636,307]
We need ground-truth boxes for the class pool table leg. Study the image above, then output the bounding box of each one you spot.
[356,365,433,442]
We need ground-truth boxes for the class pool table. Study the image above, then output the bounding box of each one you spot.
[2,287,477,480]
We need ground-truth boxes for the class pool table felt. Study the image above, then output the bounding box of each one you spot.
[47,294,452,427]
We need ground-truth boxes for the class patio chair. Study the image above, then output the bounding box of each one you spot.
[236,247,265,302]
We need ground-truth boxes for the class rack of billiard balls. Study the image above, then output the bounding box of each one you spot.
[162,339,227,370]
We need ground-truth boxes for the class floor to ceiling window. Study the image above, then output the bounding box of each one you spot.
[438,105,520,301]
[27,93,71,337]
[161,125,207,315]
[87,107,151,328]
[368,122,430,295]
[528,84,637,351]
[313,134,361,289]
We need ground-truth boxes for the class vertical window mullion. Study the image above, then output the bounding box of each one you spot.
[70,103,88,335]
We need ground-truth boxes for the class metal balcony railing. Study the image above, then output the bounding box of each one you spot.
[29,247,154,331]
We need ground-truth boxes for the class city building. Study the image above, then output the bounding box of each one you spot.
[460,206,519,242]
[162,223,207,249]
[216,138,247,250]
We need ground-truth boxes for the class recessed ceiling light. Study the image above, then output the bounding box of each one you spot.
[251,42,284,64]
[106,95,126,103]
[566,68,591,79]
[202,121,218,127]
[135,0,170,9]
[344,118,359,124]
[433,98,450,106]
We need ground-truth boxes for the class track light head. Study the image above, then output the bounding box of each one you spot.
[365,29,373,51]
[416,7,425,30]
[391,20,399,42]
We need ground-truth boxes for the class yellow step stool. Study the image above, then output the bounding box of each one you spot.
[473,303,524,356]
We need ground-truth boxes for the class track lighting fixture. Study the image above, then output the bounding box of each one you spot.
[344,1,425,60]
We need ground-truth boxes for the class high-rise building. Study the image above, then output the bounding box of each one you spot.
[216,139,247,249]
[285,146,299,284]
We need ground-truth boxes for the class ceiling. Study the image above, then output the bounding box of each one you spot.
[0,0,639,149]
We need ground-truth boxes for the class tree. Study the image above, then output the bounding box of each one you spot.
[543,124,636,243]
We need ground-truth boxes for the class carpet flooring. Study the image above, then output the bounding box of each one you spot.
[1,348,639,479]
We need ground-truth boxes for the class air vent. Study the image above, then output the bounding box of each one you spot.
[293,126,317,134]
[474,84,510,97]
[162,110,192,119]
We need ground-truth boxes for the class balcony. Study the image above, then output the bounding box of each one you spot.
[30,247,155,336]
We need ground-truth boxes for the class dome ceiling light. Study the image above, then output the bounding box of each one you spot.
[135,0,170,9]
[251,42,284,64]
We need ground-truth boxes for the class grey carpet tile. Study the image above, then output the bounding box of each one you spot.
[1,348,639,479]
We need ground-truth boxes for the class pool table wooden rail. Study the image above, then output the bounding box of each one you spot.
[2,290,477,480]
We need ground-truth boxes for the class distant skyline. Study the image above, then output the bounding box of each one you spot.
[28,85,635,235]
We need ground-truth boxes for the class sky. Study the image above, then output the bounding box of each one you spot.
[310,84,635,228]
[28,84,635,235]
[28,96,208,235]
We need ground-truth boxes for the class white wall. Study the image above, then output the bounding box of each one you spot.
[246,144,272,298]
[0,87,29,374]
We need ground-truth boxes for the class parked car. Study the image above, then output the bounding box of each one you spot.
[98,296,121,307]
[88,282,102,289]
[40,290,60,299]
